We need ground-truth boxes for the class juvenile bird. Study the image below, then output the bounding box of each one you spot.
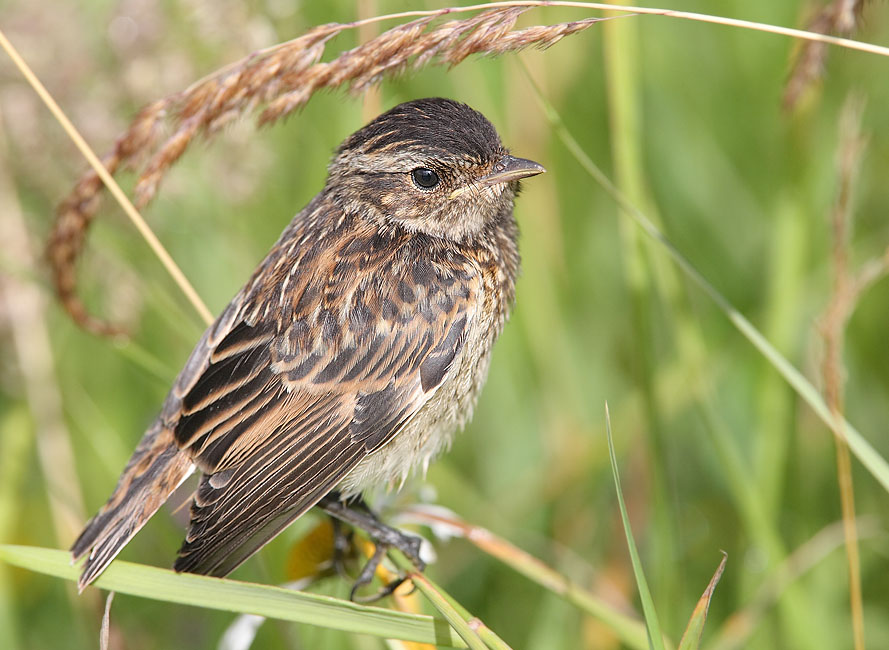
[71,97,545,594]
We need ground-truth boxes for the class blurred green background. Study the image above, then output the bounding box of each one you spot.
[2,1,889,648]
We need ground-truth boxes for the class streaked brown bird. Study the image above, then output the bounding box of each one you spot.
[71,97,544,596]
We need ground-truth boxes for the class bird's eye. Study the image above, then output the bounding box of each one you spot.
[411,168,440,189]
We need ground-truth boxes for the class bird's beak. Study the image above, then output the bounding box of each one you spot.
[448,155,546,199]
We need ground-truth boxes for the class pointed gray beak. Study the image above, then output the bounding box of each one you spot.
[449,155,546,199]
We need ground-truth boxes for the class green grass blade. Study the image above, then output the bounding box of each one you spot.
[678,552,726,650]
[605,404,667,650]
[0,545,466,647]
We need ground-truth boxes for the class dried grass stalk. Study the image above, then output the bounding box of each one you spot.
[783,0,869,111]
[48,6,603,336]
[817,95,868,650]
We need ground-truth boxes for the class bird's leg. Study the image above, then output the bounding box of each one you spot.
[318,493,426,569]
[328,517,354,580]
[317,493,425,602]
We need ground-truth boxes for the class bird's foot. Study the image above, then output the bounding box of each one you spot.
[318,493,425,602]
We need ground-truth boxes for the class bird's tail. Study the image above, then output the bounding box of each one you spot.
[71,418,194,591]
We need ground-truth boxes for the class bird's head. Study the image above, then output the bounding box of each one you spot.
[327,98,545,242]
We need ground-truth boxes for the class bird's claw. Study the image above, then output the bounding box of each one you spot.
[318,493,426,601]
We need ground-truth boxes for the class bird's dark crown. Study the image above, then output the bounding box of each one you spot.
[337,98,503,164]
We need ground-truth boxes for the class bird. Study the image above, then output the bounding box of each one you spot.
[71,97,545,595]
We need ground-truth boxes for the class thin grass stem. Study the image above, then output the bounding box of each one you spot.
[269,2,889,59]
[0,29,214,328]
[601,4,678,624]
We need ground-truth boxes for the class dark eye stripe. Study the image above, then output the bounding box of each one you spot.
[411,168,440,189]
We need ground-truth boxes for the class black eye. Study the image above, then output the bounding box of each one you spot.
[411,167,440,189]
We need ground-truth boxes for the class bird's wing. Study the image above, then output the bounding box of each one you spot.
[170,225,480,576]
